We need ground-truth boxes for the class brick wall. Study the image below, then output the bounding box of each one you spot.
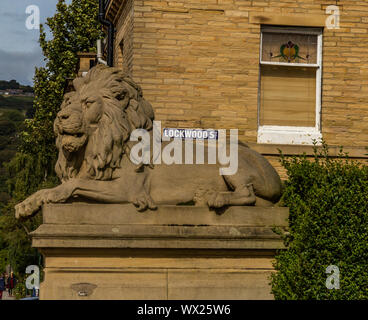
[108,0,368,178]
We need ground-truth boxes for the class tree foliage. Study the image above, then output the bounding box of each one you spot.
[0,0,101,275]
[271,141,368,299]
[0,80,20,90]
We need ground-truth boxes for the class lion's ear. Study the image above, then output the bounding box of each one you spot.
[73,77,85,91]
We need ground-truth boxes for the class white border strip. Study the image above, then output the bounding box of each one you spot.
[258,126,322,145]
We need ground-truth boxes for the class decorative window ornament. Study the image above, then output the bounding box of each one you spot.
[261,29,319,65]
[271,41,307,63]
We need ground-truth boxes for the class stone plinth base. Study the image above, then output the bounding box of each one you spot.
[32,204,289,300]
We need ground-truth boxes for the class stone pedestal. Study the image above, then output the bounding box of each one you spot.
[31,204,288,300]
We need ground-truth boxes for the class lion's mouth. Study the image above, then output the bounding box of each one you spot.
[62,131,85,138]
[61,130,87,153]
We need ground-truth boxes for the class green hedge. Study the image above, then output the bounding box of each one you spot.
[271,142,368,299]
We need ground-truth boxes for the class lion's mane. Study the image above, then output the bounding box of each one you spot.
[55,65,154,181]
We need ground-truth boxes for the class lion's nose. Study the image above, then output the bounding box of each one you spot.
[58,112,70,120]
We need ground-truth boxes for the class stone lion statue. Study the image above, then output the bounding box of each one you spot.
[15,65,282,219]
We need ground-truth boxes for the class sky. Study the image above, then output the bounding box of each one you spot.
[0,0,67,85]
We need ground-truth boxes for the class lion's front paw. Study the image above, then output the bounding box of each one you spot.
[14,186,71,219]
[133,192,157,212]
[207,192,228,208]
[15,190,45,219]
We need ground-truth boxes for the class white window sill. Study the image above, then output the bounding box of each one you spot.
[257,126,322,145]
[260,61,319,68]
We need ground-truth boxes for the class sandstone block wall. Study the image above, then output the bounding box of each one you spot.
[108,0,368,178]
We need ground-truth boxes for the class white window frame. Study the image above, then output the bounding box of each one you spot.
[257,26,323,145]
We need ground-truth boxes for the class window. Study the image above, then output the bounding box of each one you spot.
[118,39,124,70]
[258,26,323,145]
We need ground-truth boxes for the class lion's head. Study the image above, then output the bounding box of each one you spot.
[54,64,154,181]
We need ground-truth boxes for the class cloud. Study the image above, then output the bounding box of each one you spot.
[0,0,59,85]
[0,48,44,85]
[1,11,27,24]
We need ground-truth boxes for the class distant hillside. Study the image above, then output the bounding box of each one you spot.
[0,80,33,93]
[0,95,34,116]
[0,93,34,207]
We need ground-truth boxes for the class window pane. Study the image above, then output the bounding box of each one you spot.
[260,65,316,127]
[261,32,318,64]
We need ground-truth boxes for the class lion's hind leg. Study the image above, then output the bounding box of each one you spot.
[206,182,256,208]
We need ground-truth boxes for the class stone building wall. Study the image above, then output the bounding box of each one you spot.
[107,0,368,178]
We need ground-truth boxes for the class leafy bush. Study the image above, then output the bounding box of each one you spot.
[271,141,368,300]
[14,278,27,300]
